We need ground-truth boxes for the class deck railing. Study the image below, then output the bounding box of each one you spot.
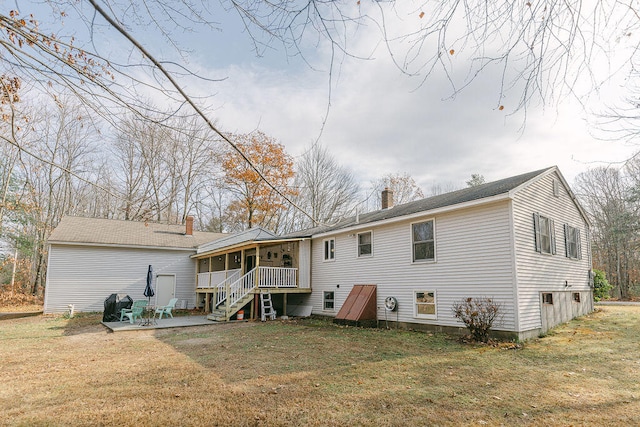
[197,269,241,289]
[199,266,299,313]
[258,267,297,288]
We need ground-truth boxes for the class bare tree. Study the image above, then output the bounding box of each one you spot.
[18,99,99,294]
[284,143,360,232]
[172,117,219,224]
[371,172,425,208]
[112,115,155,221]
[575,166,640,299]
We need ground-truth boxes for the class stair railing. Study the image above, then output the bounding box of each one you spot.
[224,268,257,315]
[215,269,241,308]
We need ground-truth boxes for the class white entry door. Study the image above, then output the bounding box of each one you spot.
[155,274,176,307]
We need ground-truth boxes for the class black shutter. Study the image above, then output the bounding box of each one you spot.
[577,228,582,260]
[533,213,541,253]
[550,218,556,255]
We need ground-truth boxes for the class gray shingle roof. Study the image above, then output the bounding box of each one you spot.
[286,167,554,237]
[48,216,227,249]
[196,227,279,254]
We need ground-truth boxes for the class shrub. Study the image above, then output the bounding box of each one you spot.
[452,297,502,343]
[592,269,612,302]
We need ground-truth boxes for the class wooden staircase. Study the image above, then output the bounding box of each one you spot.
[207,292,254,321]
[207,268,257,322]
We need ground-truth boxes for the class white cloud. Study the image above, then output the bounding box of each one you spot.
[160,3,640,193]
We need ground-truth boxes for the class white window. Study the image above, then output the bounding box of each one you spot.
[323,238,335,261]
[533,213,556,255]
[414,290,436,319]
[323,291,335,311]
[412,220,435,262]
[564,224,582,260]
[357,231,372,257]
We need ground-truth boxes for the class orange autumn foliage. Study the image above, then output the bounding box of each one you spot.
[221,131,297,230]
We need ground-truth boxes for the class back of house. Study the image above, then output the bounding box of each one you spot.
[300,166,592,340]
[44,167,593,340]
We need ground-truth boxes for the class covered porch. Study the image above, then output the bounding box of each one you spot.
[193,234,311,321]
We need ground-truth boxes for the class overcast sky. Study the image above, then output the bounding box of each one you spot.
[21,1,640,191]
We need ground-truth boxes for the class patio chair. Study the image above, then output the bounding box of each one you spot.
[120,299,148,324]
[155,298,178,320]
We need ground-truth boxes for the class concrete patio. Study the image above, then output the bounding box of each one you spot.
[102,315,221,332]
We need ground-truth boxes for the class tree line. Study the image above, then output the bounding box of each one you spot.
[575,162,640,300]
[2,94,637,302]
[0,95,427,296]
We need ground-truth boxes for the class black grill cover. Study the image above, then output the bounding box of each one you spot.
[103,294,133,322]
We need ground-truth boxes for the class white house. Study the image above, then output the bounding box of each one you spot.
[288,166,593,340]
[45,166,593,340]
[44,217,225,313]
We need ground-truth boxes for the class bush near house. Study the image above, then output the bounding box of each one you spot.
[452,297,502,343]
[592,269,612,302]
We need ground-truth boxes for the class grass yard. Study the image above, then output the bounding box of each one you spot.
[1,307,639,426]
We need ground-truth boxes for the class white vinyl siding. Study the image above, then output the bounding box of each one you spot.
[512,171,593,333]
[298,239,311,288]
[44,245,197,313]
[309,201,517,331]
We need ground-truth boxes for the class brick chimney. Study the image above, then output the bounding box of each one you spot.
[382,187,394,209]
[185,216,194,236]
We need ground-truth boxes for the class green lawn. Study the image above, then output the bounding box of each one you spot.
[1,306,639,426]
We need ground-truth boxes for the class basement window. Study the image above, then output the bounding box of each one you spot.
[414,290,436,319]
[542,293,553,305]
[573,293,581,303]
[323,291,335,311]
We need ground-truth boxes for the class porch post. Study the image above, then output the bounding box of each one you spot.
[255,245,260,287]
[253,294,259,320]
[283,293,287,318]
[225,281,230,316]
[205,293,210,314]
